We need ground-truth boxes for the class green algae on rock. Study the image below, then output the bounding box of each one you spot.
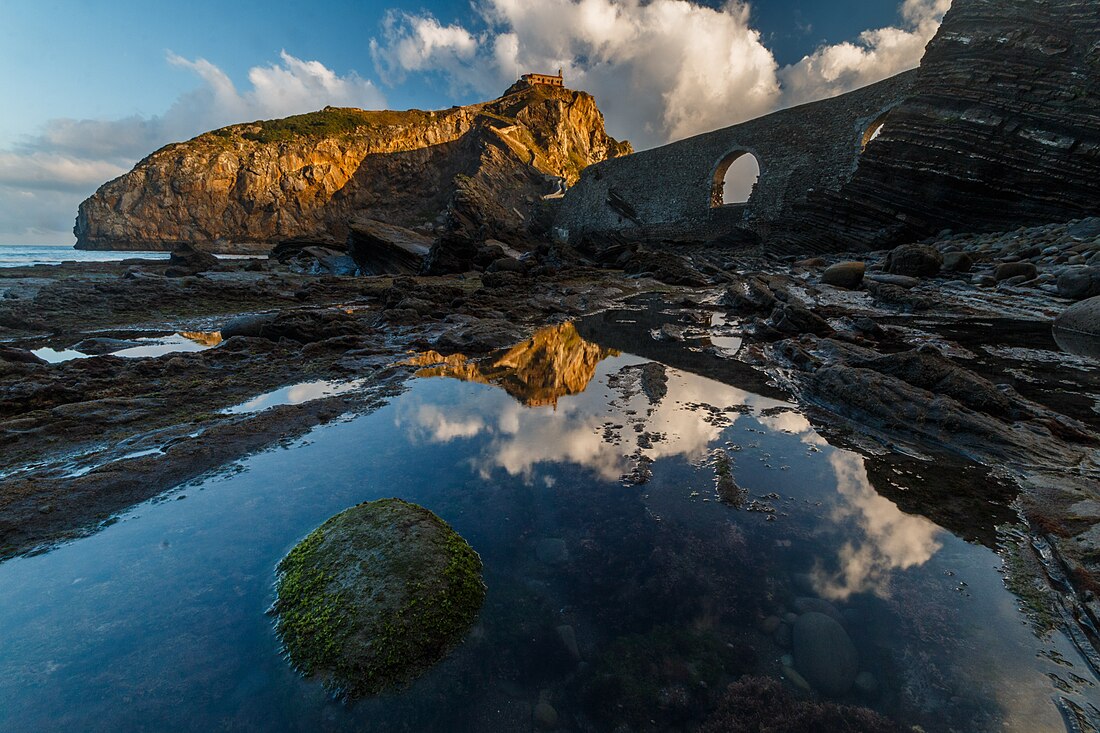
[272,498,486,698]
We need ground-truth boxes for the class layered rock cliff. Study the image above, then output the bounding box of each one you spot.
[74,83,631,251]
[798,0,1100,249]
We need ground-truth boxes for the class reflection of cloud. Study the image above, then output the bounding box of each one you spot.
[399,356,790,483]
[811,452,942,600]
[406,404,487,442]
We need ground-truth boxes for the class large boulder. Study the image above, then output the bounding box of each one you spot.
[165,243,219,277]
[942,251,974,273]
[994,262,1038,282]
[221,313,278,339]
[1054,295,1100,359]
[273,499,485,698]
[792,612,859,696]
[1057,267,1100,301]
[347,218,432,276]
[884,244,941,278]
[821,261,865,289]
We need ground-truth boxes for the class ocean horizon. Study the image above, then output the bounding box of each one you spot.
[0,244,266,267]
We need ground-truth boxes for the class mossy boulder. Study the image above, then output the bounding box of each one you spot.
[273,498,486,698]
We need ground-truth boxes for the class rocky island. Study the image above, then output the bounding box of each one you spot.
[1,0,1100,731]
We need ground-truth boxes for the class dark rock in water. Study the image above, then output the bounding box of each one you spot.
[0,346,47,365]
[864,272,920,289]
[638,362,668,403]
[821,261,865,289]
[165,243,219,277]
[698,676,901,733]
[221,313,278,339]
[72,337,143,355]
[793,597,845,625]
[347,218,432,275]
[272,498,485,699]
[1054,295,1100,359]
[769,303,833,337]
[793,612,859,696]
[713,452,744,506]
[720,277,777,314]
[994,262,1038,282]
[1057,267,1100,301]
[942,251,974,273]
[884,244,941,278]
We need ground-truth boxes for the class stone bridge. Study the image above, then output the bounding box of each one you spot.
[555,71,918,245]
[558,0,1100,251]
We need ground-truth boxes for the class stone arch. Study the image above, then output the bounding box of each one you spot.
[711,151,761,207]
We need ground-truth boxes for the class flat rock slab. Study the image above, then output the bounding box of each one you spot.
[273,498,485,698]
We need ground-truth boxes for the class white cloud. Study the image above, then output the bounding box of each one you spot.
[369,0,950,149]
[810,451,942,601]
[0,52,385,243]
[779,0,949,105]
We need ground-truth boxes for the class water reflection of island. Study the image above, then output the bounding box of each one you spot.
[405,322,618,408]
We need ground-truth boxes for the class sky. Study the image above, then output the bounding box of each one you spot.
[0,0,950,244]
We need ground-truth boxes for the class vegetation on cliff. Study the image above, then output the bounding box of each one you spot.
[74,84,630,251]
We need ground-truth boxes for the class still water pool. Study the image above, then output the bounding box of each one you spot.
[0,314,1095,732]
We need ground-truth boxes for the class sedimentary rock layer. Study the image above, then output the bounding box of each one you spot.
[798,0,1100,249]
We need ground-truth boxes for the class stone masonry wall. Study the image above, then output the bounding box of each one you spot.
[555,72,918,243]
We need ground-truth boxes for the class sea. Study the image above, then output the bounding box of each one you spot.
[0,243,170,267]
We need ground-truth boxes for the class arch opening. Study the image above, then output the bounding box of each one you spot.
[711,152,760,207]
[861,113,889,151]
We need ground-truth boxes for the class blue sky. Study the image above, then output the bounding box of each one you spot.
[0,0,949,242]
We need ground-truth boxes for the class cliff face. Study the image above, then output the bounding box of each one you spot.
[74,85,630,251]
[800,0,1100,248]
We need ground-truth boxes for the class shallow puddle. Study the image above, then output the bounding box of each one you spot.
[0,314,1096,732]
[222,378,370,414]
[32,331,222,363]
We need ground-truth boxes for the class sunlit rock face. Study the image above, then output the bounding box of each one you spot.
[406,322,618,408]
[75,86,631,252]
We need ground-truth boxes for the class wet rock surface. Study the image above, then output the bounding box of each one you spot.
[273,498,485,698]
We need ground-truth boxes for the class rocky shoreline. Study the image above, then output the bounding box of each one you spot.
[1,218,1099,716]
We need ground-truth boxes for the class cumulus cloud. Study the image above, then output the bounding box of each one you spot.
[370,0,950,148]
[0,52,385,243]
[779,0,949,105]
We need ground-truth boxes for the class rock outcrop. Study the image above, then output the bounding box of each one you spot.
[273,498,485,698]
[800,0,1100,248]
[75,85,630,252]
